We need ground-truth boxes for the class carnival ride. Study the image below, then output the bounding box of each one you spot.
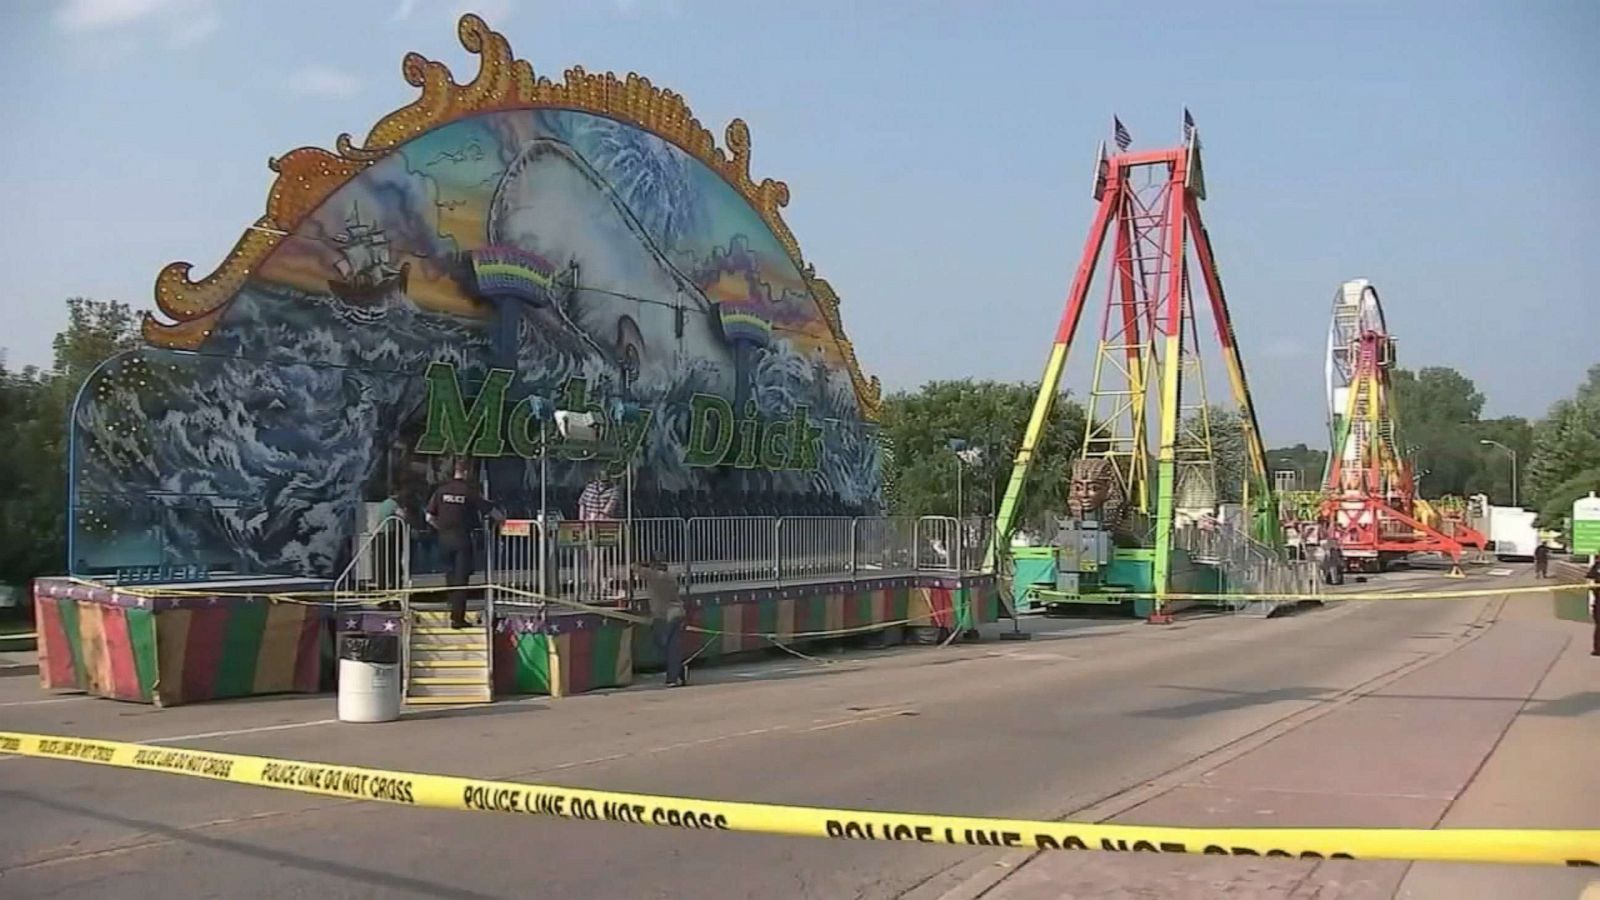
[991,122,1313,622]
[1318,280,1485,572]
[41,14,1002,710]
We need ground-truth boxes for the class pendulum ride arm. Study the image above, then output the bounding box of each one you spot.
[1149,154,1191,608]
[1185,194,1283,549]
[984,182,1122,572]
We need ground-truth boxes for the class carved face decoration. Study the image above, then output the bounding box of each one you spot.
[1066,457,1124,528]
[1068,472,1109,516]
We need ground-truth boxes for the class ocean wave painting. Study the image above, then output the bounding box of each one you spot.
[70,109,881,580]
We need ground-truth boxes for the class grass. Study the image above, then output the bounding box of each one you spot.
[1552,560,1595,623]
[1553,590,1590,623]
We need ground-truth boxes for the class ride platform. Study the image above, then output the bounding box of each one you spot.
[32,568,1000,707]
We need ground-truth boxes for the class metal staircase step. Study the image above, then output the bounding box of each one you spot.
[412,675,488,686]
[405,682,491,702]
[404,693,492,706]
[409,650,489,666]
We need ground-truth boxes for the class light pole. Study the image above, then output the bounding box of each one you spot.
[1478,439,1518,508]
[947,439,969,522]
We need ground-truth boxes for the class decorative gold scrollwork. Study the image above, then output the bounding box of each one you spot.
[144,13,880,419]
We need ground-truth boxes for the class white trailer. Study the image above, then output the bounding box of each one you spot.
[1484,506,1539,560]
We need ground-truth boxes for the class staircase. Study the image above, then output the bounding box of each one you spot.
[403,603,492,706]
[1174,519,1320,616]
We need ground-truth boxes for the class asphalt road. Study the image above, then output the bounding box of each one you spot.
[1,566,1593,899]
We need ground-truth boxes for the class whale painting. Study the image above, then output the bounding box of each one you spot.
[69,96,883,580]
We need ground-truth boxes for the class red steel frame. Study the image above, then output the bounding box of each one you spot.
[989,133,1281,619]
[1318,325,1468,570]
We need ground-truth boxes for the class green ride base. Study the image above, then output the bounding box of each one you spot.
[1012,546,1226,618]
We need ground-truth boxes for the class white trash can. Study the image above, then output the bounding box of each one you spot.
[337,634,401,723]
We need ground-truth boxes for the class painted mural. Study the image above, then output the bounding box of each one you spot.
[69,15,883,580]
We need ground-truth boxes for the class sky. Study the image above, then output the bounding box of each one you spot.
[2,0,1596,446]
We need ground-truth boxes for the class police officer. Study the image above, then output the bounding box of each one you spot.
[1320,533,1345,586]
[426,460,491,629]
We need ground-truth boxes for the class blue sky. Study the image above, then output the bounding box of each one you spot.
[3,0,1596,444]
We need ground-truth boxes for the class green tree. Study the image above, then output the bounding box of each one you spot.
[1265,443,1328,493]
[1464,415,1532,505]
[1391,366,1485,427]
[1389,365,1511,499]
[1179,405,1246,504]
[878,380,1085,530]
[0,298,140,594]
[1526,364,1600,513]
[1535,466,1600,529]
[53,297,141,387]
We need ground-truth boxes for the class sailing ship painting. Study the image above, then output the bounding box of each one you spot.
[327,204,411,321]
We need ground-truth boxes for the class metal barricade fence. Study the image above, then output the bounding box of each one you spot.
[916,516,961,571]
[628,516,686,600]
[777,517,854,583]
[1173,519,1322,612]
[630,517,688,572]
[550,519,630,606]
[959,516,994,573]
[334,516,410,608]
[487,518,545,613]
[853,516,916,574]
[686,517,778,587]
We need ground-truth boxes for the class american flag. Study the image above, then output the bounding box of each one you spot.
[1113,116,1132,152]
[1183,107,1196,142]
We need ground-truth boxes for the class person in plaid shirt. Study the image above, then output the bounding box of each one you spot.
[578,472,621,601]
[578,474,620,521]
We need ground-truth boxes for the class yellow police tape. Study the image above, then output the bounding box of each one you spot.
[494,585,962,643]
[1149,581,1599,603]
[68,573,1600,611]
[1,731,1595,867]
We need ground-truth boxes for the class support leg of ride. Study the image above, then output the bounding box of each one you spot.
[997,597,1033,639]
[1446,565,1465,579]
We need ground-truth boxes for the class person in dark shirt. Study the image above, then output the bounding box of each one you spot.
[632,558,687,687]
[1588,556,1600,657]
[1533,542,1550,578]
[426,460,490,629]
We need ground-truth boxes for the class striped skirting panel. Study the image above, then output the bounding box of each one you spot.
[631,580,999,672]
[493,619,633,698]
[151,600,324,706]
[35,593,158,702]
[36,590,325,707]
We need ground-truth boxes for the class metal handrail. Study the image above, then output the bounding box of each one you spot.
[331,514,412,695]
[332,515,411,605]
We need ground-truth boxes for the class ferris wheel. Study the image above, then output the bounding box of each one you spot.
[1324,279,1395,488]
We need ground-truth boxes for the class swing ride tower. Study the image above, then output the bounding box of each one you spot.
[989,120,1286,621]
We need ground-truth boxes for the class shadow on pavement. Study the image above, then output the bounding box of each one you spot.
[0,790,497,899]
[1133,684,1335,719]
[1132,684,1600,720]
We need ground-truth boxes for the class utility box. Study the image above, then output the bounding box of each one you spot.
[1053,521,1111,573]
